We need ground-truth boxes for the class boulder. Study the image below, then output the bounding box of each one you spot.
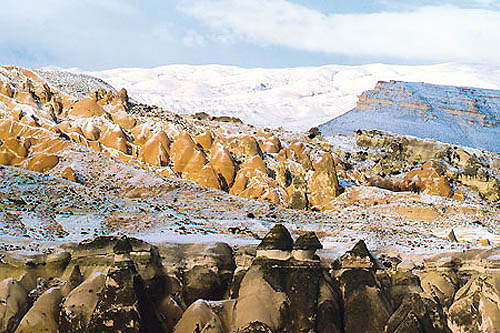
[0,278,28,333]
[61,166,77,182]
[15,287,63,333]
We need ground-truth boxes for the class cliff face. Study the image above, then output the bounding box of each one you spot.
[319,80,500,152]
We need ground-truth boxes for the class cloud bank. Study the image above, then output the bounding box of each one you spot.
[1,0,500,69]
[179,0,500,64]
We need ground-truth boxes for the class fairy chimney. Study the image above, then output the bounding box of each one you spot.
[256,224,293,260]
[292,231,323,261]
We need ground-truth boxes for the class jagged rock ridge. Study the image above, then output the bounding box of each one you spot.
[319,80,500,152]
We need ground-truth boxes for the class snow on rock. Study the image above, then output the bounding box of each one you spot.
[320,80,500,152]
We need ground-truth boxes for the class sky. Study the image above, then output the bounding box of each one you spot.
[2,0,500,70]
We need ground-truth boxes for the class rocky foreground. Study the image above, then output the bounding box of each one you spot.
[1,224,500,332]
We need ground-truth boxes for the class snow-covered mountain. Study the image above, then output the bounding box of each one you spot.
[85,63,500,131]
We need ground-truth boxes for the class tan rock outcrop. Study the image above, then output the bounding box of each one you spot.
[99,124,131,154]
[404,161,452,198]
[228,136,261,158]
[308,152,340,210]
[171,131,202,173]
[209,142,236,189]
[21,154,59,173]
[116,88,129,105]
[81,121,101,141]
[195,130,213,151]
[68,98,106,118]
[111,110,136,130]
[259,136,281,154]
[230,156,286,205]
[0,81,14,98]
[0,138,29,165]
[140,132,171,167]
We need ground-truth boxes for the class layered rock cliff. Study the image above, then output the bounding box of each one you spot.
[319,80,500,152]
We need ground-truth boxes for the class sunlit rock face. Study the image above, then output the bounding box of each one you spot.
[319,80,500,152]
[0,66,346,211]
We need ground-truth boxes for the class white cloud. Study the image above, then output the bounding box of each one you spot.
[178,0,500,64]
[183,30,207,47]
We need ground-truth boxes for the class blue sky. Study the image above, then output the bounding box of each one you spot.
[2,0,500,70]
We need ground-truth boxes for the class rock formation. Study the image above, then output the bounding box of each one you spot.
[0,225,499,332]
[319,80,500,152]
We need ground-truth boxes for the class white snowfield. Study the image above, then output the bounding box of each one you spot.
[86,63,500,132]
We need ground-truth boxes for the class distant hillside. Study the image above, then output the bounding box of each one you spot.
[319,80,500,152]
[84,63,500,131]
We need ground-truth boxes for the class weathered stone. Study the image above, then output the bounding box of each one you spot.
[385,293,451,333]
[448,273,500,332]
[339,269,392,333]
[256,224,293,260]
[0,278,28,333]
[308,152,340,210]
[16,287,63,333]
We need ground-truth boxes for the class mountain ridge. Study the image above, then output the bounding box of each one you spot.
[83,62,500,131]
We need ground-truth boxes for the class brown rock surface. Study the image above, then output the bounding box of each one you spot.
[16,287,63,333]
[209,142,236,189]
[308,152,340,210]
[0,278,28,333]
[68,98,106,118]
[230,156,286,205]
[404,160,453,197]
